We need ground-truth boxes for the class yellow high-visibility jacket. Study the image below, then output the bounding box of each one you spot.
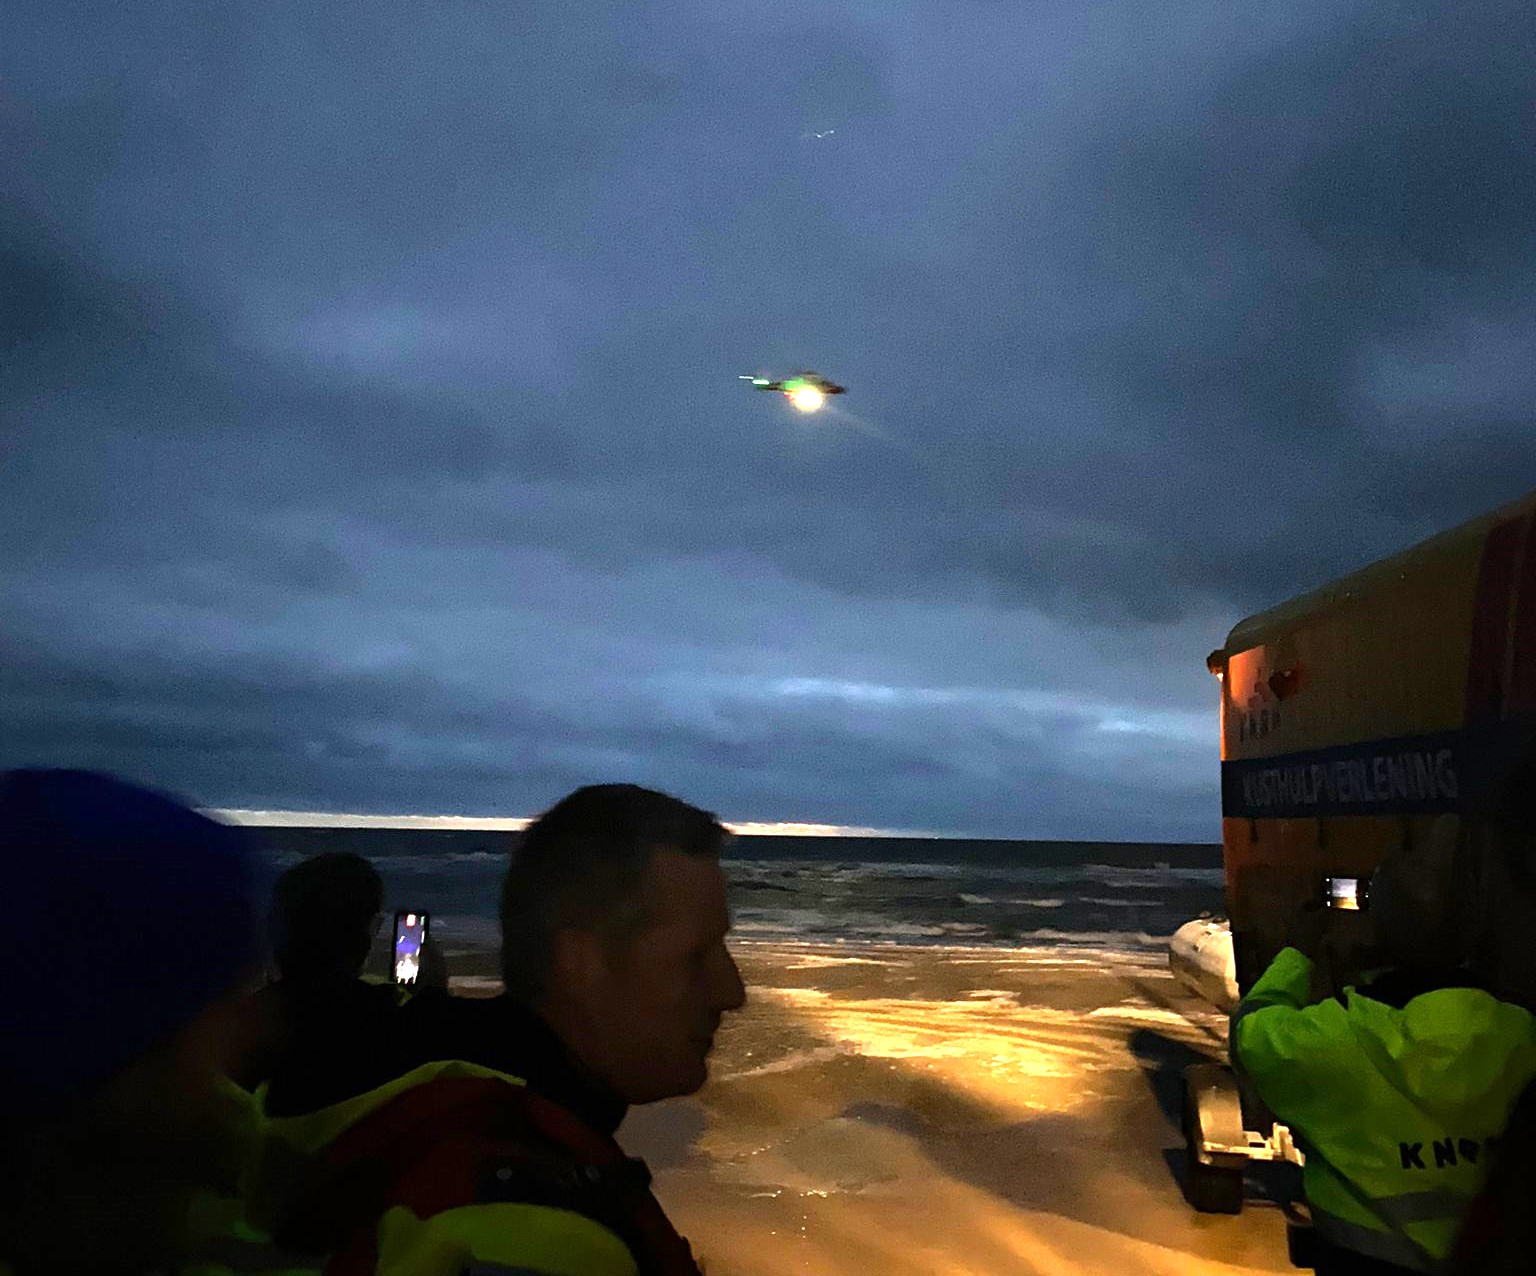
[1233,947,1536,1270]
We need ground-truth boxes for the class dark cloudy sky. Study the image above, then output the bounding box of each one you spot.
[3,1,1532,838]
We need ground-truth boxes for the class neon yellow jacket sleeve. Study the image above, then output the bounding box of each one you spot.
[373,1202,640,1276]
[1231,947,1365,1118]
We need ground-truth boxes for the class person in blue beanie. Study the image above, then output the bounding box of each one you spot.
[0,769,276,1276]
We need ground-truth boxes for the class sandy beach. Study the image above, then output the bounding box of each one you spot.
[601,939,1294,1276]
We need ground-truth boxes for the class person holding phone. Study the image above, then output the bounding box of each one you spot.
[239,854,448,1117]
[1232,820,1536,1274]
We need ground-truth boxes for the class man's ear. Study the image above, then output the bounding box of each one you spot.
[549,927,607,1000]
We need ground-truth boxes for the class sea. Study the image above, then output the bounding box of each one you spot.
[252,829,1225,960]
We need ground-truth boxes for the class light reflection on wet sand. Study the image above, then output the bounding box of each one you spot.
[620,939,1291,1276]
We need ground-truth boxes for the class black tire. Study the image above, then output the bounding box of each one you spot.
[1185,1156,1245,1214]
[1287,1221,1318,1269]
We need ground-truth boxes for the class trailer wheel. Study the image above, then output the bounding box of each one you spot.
[1184,1153,1245,1214]
[1183,1069,1245,1215]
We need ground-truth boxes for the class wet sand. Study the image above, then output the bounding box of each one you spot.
[609,939,1294,1276]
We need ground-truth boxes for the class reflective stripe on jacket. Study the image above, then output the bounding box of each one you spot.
[253,1060,695,1276]
[1233,947,1536,1270]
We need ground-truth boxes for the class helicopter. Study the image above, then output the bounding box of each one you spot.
[739,371,847,413]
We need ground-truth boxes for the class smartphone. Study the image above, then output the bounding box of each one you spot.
[1323,877,1369,911]
[393,910,430,984]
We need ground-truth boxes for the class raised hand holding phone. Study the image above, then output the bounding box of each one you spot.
[392,910,429,985]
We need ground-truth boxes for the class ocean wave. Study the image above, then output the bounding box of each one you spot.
[961,891,1142,910]
[1078,896,1164,908]
[732,913,1173,953]
[264,842,1217,956]
[728,860,808,877]
[731,859,1067,885]
[734,917,981,941]
[448,975,505,993]
[733,907,850,935]
[443,850,505,865]
[374,853,506,876]
[1014,928,1166,948]
[1082,864,1224,888]
[729,937,1170,969]
[730,858,1222,889]
[736,908,1046,942]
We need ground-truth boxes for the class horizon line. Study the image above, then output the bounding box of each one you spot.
[209,807,956,837]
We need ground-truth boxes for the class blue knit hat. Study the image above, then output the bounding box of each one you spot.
[0,769,265,1112]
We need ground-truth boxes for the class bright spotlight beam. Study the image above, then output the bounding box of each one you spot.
[788,385,826,413]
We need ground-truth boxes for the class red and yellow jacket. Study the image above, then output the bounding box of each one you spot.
[254,1060,702,1276]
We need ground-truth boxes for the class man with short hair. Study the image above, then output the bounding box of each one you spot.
[260,784,746,1276]
[270,851,387,987]
[239,852,428,1115]
[496,783,748,1107]
[0,769,290,1276]
[1233,823,1536,1275]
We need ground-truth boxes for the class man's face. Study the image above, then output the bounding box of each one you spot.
[564,848,746,1105]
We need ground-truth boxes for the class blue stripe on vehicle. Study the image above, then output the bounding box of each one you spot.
[1221,719,1533,820]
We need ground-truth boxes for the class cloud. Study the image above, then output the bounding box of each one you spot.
[0,612,1214,839]
[1,0,1530,833]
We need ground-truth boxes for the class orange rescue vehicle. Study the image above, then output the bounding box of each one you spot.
[1212,487,1536,990]
[1179,486,1536,1215]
